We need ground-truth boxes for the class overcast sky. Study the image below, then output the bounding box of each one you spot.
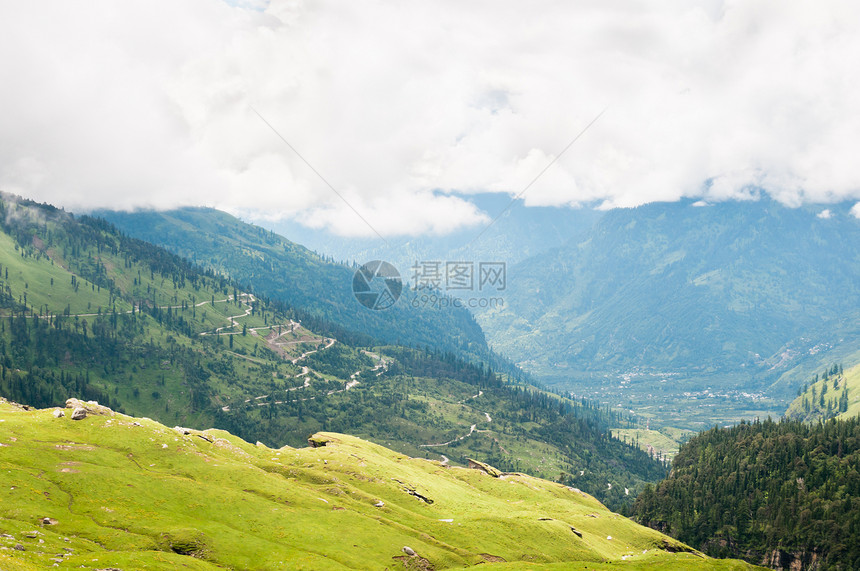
[1,1,859,236]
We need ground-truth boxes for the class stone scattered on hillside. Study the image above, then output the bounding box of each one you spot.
[467,458,502,477]
[52,409,65,418]
[402,546,416,556]
[42,517,58,525]
[308,435,333,447]
[168,426,215,442]
[65,398,114,416]
[393,480,434,504]
[212,438,251,458]
[70,408,87,421]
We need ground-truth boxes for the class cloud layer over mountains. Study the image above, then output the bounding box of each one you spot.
[2,0,859,235]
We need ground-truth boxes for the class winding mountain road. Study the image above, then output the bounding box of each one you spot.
[419,389,494,451]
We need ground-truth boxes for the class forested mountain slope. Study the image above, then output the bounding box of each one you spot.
[632,418,860,570]
[98,207,489,358]
[0,193,663,510]
[786,362,860,422]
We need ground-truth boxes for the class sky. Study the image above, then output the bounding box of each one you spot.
[1,0,859,237]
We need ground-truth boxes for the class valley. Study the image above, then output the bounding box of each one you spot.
[3,3,859,568]
[0,195,663,514]
[186,199,860,449]
[1,194,858,569]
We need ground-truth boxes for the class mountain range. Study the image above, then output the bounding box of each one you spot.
[101,199,860,433]
[477,199,860,394]
[0,193,662,511]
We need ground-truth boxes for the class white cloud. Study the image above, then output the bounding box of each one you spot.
[297,192,490,238]
[2,0,860,236]
[851,203,860,219]
[817,209,833,219]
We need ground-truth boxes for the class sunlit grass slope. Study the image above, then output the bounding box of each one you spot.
[785,363,860,421]
[0,399,760,570]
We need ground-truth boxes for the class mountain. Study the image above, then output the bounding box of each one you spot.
[785,362,859,422]
[96,207,491,360]
[632,417,860,570]
[256,194,604,274]
[0,193,666,510]
[216,344,668,511]
[473,199,860,424]
[0,398,761,571]
[0,193,266,426]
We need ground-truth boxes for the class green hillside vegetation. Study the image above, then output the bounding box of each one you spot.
[97,207,492,360]
[220,345,668,510]
[0,399,761,570]
[786,363,859,422]
[610,427,692,461]
[0,195,313,425]
[632,418,860,570]
[0,194,665,510]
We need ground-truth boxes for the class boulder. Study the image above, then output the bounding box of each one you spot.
[467,458,502,477]
[402,546,416,556]
[70,408,87,421]
[307,433,341,448]
[65,398,114,416]
[52,409,65,418]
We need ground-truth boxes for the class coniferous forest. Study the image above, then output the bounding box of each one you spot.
[632,417,860,570]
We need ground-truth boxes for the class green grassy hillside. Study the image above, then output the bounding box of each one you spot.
[785,363,859,422]
[0,194,309,426]
[0,398,760,570]
[97,207,492,360]
[219,345,668,511]
[0,194,666,511]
